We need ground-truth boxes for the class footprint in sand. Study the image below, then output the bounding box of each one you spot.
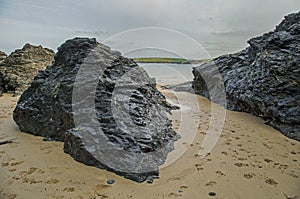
[279,164,289,169]
[46,179,60,184]
[243,173,255,179]
[241,149,250,154]
[94,184,111,190]
[199,131,207,135]
[205,181,216,187]
[1,162,10,167]
[195,164,203,171]
[63,187,75,192]
[263,142,273,149]
[287,172,299,178]
[10,161,24,167]
[93,184,111,198]
[17,167,45,181]
[48,166,58,171]
[40,146,53,154]
[168,192,183,197]
[264,159,273,163]
[6,194,17,199]
[220,161,227,166]
[22,177,43,184]
[265,178,278,186]
[193,154,200,157]
[215,170,225,176]
[179,185,188,189]
[1,161,24,167]
[234,162,249,167]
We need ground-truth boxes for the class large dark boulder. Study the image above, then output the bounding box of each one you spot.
[13,38,179,182]
[192,11,300,141]
[0,44,54,96]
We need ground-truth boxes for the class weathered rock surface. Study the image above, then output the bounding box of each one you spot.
[13,38,179,182]
[0,44,54,96]
[192,12,300,141]
[0,51,7,62]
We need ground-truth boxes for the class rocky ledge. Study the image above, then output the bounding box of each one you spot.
[192,12,300,141]
[0,50,7,62]
[13,38,179,182]
[0,44,55,96]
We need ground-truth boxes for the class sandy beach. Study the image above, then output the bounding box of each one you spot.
[0,89,299,199]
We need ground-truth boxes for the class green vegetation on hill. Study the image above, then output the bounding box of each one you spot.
[133,57,211,64]
[134,57,190,64]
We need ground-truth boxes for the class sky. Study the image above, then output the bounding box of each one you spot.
[0,0,299,59]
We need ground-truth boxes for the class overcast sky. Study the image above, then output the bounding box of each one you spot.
[0,0,299,58]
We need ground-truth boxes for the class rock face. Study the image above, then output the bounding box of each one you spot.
[192,12,300,141]
[13,38,179,182]
[0,50,7,62]
[0,44,54,96]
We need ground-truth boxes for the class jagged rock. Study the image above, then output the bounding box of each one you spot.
[0,51,7,62]
[13,38,179,182]
[192,12,300,141]
[0,44,54,96]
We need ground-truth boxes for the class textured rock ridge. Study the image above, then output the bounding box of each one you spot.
[13,37,179,182]
[0,50,7,62]
[0,44,54,96]
[192,12,300,141]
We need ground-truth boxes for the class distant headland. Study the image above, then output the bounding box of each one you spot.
[133,57,211,64]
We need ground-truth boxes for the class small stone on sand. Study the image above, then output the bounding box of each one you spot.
[106,179,115,184]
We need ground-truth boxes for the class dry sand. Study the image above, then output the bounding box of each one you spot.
[0,90,299,199]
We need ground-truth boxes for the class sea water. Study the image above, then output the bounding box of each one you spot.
[139,63,195,85]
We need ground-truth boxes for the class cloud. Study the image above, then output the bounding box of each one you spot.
[0,0,299,56]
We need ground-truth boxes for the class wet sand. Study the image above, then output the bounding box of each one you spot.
[0,91,299,199]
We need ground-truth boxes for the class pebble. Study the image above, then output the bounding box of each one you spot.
[43,137,55,141]
[106,179,115,184]
[208,192,216,196]
[147,179,153,184]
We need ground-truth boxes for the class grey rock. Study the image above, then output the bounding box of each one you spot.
[208,192,216,196]
[13,37,179,182]
[106,179,115,184]
[192,11,300,141]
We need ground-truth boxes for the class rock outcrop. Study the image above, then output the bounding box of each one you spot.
[0,44,54,96]
[0,51,7,62]
[192,12,300,141]
[13,38,179,182]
